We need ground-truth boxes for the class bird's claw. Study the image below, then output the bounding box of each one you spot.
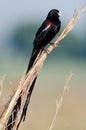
[50,42,56,47]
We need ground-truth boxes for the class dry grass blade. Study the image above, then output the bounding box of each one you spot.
[0,75,5,97]
[80,3,86,12]
[49,73,73,130]
[0,3,86,130]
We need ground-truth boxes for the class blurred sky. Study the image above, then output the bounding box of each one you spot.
[0,0,86,45]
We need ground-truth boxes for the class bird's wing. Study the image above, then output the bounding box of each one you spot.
[35,21,53,42]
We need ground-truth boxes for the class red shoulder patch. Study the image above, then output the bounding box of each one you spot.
[45,22,52,28]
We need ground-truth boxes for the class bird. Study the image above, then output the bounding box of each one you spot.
[21,9,61,122]
[26,9,61,73]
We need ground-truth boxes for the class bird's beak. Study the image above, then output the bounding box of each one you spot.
[59,11,62,16]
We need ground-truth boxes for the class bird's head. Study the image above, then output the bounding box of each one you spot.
[47,9,61,21]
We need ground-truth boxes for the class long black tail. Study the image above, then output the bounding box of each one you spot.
[6,47,43,130]
[26,46,41,74]
[17,77,37,130]
[17,46,42,128]
[22,46,41,116]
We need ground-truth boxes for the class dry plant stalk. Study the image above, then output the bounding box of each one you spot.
[0,76,6,118]
[0,76,5,98]
[0,3,86,130]
[49,73,73,130]
[0,78,2,97]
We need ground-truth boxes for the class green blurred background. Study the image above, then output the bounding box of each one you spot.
[0,0,86,130]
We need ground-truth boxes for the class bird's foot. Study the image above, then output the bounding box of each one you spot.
[50,42,56,47]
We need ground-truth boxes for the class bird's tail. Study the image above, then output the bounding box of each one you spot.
[16,77,37,129]
[19,46,43,122]
[6,46,43,130]
[16,46,42,129]
[26,46,41,74]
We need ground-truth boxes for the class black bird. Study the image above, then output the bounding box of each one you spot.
[20,9,61,123]
[26,9,61,73]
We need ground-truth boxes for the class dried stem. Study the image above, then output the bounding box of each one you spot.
[0,75,5,98]
[49,73,73,130]
[0,3,86,130]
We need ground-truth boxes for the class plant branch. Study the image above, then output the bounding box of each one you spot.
[49,73,73,130]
